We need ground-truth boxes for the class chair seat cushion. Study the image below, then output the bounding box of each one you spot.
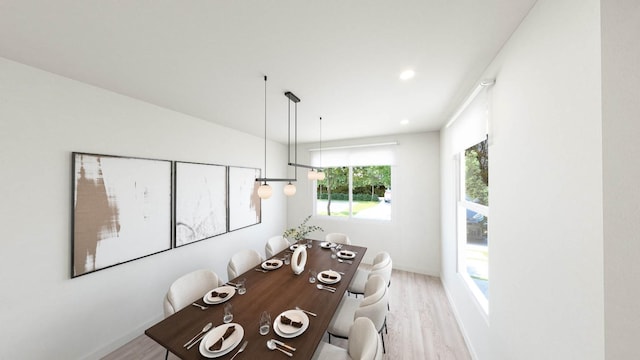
[327,296,360,338]
[311,341,352,360]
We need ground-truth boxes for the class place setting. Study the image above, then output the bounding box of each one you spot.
[203,285,236,305]
[198,322,246,358]
[260,258,283,271]
[273,309,310,338]
[336,249,356,260]
[319,241,337,249]
[314,269,341,292]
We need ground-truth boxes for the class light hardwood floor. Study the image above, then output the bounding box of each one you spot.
[103,270,471,360]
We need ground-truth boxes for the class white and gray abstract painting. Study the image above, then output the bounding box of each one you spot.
[175,162,227,246]
[229,167,261,231]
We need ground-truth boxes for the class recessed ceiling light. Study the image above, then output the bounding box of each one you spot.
[399,69,415,80]
[400,119,409,125]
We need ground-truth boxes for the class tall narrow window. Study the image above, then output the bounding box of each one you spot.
[448,81,492,313]
[458,138,489,308]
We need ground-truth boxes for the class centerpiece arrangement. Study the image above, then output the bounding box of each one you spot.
[283,215,324,243]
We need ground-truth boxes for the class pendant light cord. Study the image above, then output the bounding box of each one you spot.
[319,117,322,167]
[263,75,267,184]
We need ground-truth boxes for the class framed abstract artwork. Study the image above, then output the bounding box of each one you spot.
[228,166,261,231]
[72,152,172,277]
[175,161,227,247]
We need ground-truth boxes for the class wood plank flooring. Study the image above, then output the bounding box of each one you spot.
[102,270,471,360]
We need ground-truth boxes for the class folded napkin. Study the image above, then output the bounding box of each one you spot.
[211,291,228,298]
[321,273,338,280]
[208,325,236,351]
[280,315,303,328]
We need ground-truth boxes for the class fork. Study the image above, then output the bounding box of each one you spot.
[191,303,208,310]
[295,306,317,317]
[337,258,353,264]
[230,340,248,360]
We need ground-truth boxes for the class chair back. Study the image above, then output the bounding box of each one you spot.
[348,317,381,360]
[227,249,263,280]
[370,252,392,286]
[354,275,388,332]
[265,235,290,258]
[163,269,220,318]
[325,232,351,245]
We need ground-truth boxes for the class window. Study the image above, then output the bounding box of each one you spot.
[309,142,396,221]
[315,165,391,220]
[458,138,489,307]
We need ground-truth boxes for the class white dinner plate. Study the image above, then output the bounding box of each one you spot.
[337,250,356,259]
[274,310,309,338]
[261,259,283,270]
[320,241,337,249]
[318,270,342,285]
[199,323,244,358]
[289,244,300,251]
[203,286,236,305]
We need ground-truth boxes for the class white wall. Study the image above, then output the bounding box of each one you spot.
[601,1,640,358]
[0,57,288,359]
[286,132,441,275]
[441,0,605,359]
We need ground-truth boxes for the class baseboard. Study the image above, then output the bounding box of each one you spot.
[79,314,163,360]
[441,279,479,360]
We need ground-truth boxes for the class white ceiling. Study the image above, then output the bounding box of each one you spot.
[0,0,536,144]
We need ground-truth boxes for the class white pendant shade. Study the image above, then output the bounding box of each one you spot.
[307,169,317,180]
[257,183,273,199]
[283,183,297,196]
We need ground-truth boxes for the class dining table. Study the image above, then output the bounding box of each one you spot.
[145,240,366,359]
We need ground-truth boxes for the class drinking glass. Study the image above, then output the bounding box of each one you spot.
[259,311,271,335]
[283,253,291,265]
[308,270,317,283]
[306,238,313,248]
[223,303,233,323]
[237,278,246,295]
[330,247,337,259]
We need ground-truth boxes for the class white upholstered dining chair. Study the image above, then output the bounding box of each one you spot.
[348,251,392,297]
[163,269,221,359]
[227,249,263,280]
[265,235,290,258]
[327,275,389,353]
[325,232,351,245]
[312,317,383,360]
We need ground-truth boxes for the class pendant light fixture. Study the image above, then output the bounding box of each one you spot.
[255,75,296,199]
[287,93,323,178]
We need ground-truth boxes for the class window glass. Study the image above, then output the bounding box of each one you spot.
[316,165,391,220]
[459,138,489,305]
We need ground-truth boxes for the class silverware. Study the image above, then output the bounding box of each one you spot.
[226,282,239,287]
[254,268,268,273]
[191,302,208,310]
[330,269,345,275]
[337,258,353,264]
[272,339,296,351]
[295,306,316,317]
[316,284,336,292]
[267,339,293,357]
[184,322,213,348]
[230,340,248,360]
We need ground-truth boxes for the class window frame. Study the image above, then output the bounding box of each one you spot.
[313,165,392,221]
[456,140,489,314]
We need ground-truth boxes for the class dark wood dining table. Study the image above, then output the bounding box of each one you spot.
[145,240,366,359]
